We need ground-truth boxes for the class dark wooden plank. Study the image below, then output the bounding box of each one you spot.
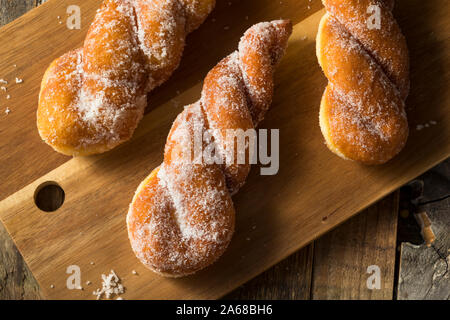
[227,193,400,300]
[397,158,450,300]
[0,0,42,300]
[0,1,35,26]
[311,192,399,300]
[225,244,314,300]
[0,222,41,299]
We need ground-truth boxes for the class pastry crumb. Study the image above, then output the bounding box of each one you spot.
[416,120,437,131]
[93,270,124,300]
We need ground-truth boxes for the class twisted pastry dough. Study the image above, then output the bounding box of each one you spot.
[127,20,292,277]
[37,0,215,156]
[317,0,409,164]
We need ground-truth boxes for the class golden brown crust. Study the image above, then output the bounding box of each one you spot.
[317,0,409,164]
[37,0,215,156]
[127,20,292,277]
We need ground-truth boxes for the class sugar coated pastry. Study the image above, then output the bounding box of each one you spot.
[317,0,409,164]
[127,20,292,277]
[37,0,215,156]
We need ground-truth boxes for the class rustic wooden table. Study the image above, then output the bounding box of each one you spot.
[0,1,448,300]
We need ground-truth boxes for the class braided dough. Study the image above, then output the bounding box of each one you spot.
[37,0,215,156]
[317,0,409,164]
[127,20,292,277]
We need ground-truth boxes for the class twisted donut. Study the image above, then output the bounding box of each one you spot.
[317,0,409,164]
[37,0,215,156]
[127,20,292,277]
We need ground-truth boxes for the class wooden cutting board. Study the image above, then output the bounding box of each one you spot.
[0,0,448,299]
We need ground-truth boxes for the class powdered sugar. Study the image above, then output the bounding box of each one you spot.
[38,0,215,155]
[127,20,291,276]
[318,1,409,164]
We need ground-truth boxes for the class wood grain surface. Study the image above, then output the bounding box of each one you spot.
[227,244,315,299]
[0,0,42,300]
[228,193,400,300]
[397,160,450,300]
[0,0,449,300]
[311,192,399,300]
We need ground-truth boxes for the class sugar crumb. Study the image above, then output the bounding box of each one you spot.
[416,120,437,131]
[92,270,124,300]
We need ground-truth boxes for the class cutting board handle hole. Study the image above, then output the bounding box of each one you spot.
[34,181,65,212]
